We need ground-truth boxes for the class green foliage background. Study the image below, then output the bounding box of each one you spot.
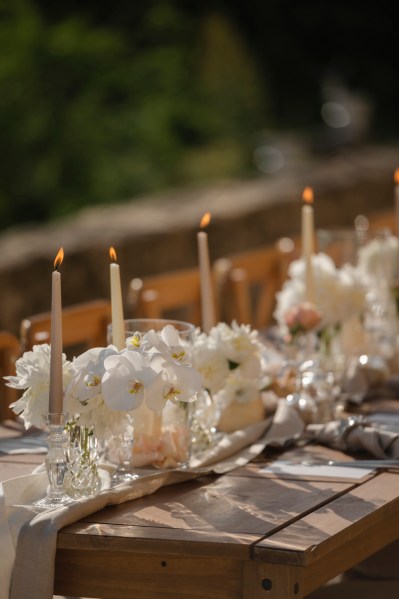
[0,0,397,230]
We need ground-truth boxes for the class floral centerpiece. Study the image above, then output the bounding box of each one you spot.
[6,324,203,469]
[191,321,268,433]
[274,252,367,359]
[356,233,399,358]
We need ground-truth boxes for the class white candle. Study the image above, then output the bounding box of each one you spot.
[301,187,316,304]
[109,247,125,350]
[49,248,64,413]
[197,212,216,333]
[394,168,399,236]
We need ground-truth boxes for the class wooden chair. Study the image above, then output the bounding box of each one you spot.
[214,240,298,330]
[20,299,111,359]
[0,331,21,421]
[367,209,395,233]
[127,268,205,327]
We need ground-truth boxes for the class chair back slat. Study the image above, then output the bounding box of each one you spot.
[128,268,207,326]
[0,331,21,421]
[20,299,111,358]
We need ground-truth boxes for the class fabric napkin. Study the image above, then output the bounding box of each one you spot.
[0,436,47,455]
[306,417,399,459]
[3,413,284,599]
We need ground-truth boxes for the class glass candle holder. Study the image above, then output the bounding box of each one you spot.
[34,412,74,509]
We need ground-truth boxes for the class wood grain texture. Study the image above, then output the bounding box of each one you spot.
[55,551,244,599]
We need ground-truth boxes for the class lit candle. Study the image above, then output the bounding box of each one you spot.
[197,212,216,333]
[301,187,316,304]
[109,247,125,350]
[394,168,399,236]
[49,247,64,413]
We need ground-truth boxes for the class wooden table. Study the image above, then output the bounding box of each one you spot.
[2,425,399,599]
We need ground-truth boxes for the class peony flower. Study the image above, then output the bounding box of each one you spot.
[275,253,366,332]
[5,344,73,429]
[357,234,399,285]
[214,371,260,407]
[192,321,265,403]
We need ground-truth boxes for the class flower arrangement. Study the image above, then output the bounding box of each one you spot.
[191,321,267,432]
[274,253,366,334]
[6,325,203,445]
[357,233,398,285]
[283,302,321,341]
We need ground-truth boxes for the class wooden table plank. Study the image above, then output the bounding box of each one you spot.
[55,467,356,599]
[253,472,399,596]
[72,473,354,536]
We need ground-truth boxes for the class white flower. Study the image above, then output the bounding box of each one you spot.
[64,345,137,439]
[192,321,264,403]
[102,350,161,411]
[5,344,73,429]
[274,253,366,331]
[140,325,192,364]
[214,371,260,407]
[191,341,230,394]
[137,353,202,413]
[357,234,399,285]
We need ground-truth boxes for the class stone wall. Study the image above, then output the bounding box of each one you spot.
[0,144,397,335]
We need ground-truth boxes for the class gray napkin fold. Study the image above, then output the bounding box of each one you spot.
[0,436,47,455]
[306,417,399,459]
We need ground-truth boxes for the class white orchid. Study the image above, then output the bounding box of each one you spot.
[146,356,202,412]
[64,324,201,440]
[102,350,161,411]
[139,324,192,364]
[5,344,73,429]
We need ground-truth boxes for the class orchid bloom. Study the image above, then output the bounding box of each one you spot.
[65,346,118,405]
[144,355,202,413]
[102,350,161,412]
[138,325,191,364]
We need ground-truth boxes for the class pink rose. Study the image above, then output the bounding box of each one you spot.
[284,302,321,335]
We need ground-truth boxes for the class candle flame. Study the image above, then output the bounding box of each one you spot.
[302,187,314,205]
[200,212,211,229]
[54,247,64,270]
[109,246,117,263]
[395,168,399,185]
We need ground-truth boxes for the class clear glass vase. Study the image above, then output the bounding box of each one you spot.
[132,399,193,470]
[109,425,138,483]
[108,318,197,471]
[64,424,101,498]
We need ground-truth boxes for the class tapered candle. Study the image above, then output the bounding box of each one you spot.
[49,247,64,413]
[394,168,399,235]
[197,212,216,333]
[301,187,316,304]
[109,247,125,350]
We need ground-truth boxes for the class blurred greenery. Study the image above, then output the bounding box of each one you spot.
[0,0,266,229]
[0,0,397,230]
